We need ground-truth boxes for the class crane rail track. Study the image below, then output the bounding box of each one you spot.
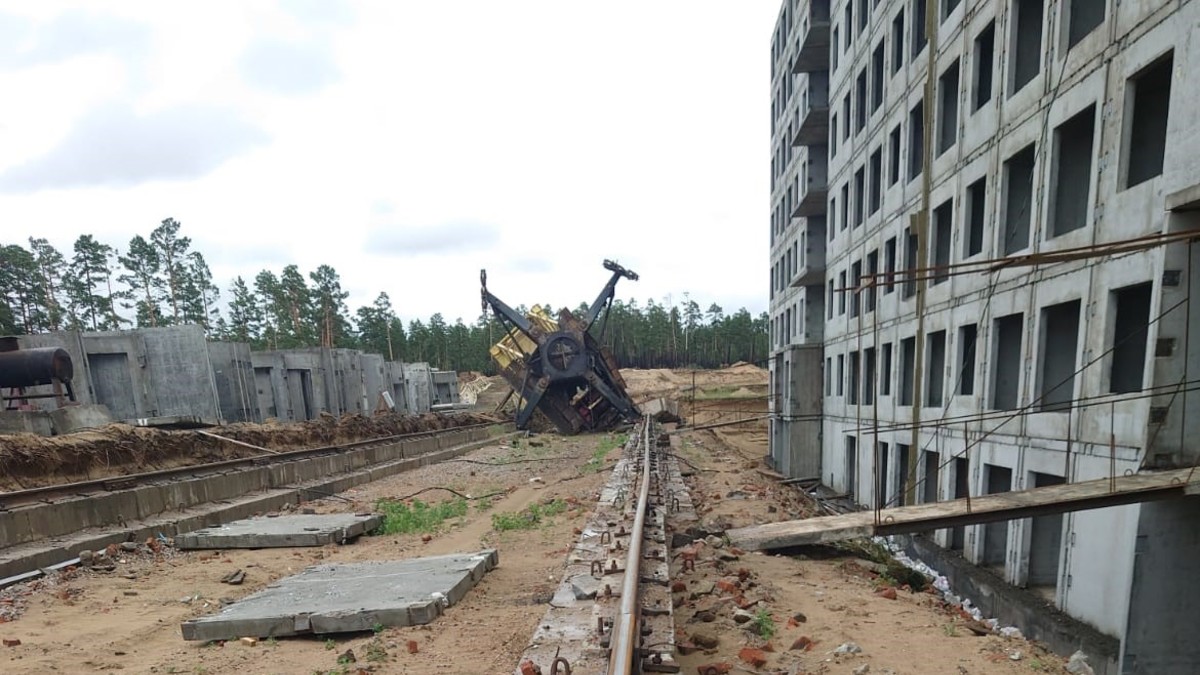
[516,416,696,675]
[0,421,501,510]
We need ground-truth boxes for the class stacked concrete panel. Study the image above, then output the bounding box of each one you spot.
[15,326,221,423]
[385,361,410,412]
[208,342,260,423]
[431,370,460,406]
[403,362,433,413]
[251,351,288,421]
[361,354,386,412]
[248,349,444,420]
[5,325,455,432]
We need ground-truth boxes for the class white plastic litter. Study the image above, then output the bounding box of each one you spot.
[873,535,1021,635]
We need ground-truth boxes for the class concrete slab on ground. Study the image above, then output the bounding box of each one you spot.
[175,513,383,550]
[131,415,214,429]
[180,549,499,641]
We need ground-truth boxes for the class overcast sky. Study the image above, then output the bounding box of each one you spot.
[0,1,776,325]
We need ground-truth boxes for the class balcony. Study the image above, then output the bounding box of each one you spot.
[791,154,828,219]
[790,0,831,74]
[792,73,829,147]
[790,217,827,287]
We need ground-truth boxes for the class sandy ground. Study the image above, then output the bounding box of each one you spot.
[0,367,1086,675]
[668,422,1075,675]
[0,434,621,675]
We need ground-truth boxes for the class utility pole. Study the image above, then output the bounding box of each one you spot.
[908,0,938,507]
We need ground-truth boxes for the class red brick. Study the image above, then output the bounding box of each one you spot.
[407,640,419,654]
[518,660,541,675]
[715,578,739,594]
[671,581,687,593]
[790,636,814,652]
[737,647,767,668]
[876,587,897,600]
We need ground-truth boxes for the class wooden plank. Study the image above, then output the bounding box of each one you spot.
[728,468,1195,551]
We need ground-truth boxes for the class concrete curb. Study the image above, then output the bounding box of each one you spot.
[0,426,517,586]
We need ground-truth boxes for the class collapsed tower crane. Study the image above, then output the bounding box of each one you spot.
[481,260,641,434]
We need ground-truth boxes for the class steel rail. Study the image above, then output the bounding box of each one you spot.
[0,421,499,508]
[606,417,652,675]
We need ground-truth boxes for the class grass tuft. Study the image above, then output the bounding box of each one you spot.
[492,499,569,531]
[374,498,468,535]
[751,608,777,639]
[582,433,626,473]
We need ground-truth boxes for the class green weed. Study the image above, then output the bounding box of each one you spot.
[374,498,468,534]
[582,434,626,473]
[942,623,958,637]
[751,609,777,640]
[365,637,389,663]
[491,499,569,531]
[324,638,336,651]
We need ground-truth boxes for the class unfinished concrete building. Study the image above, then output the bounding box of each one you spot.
[770,0,1199,671]
[767,0,829,481]
[2,326,453,431]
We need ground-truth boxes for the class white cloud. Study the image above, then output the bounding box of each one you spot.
[0,103,269,193]
[0,1,775,323]
[364,221,501,257]
[239,38,340,95]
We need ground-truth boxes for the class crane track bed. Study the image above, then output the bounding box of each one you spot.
[0,423,514,587]
[515,418,697,675]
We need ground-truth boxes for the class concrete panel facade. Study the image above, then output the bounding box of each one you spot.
[771,0,1200,669]
[208,342,260,423]
[17,326,221,423]
[251,351,288,421]
[404,363,433,413]
[431,370,460,406]
[385,361,410,412]
[12,327,452,429]
[361,354,386,412]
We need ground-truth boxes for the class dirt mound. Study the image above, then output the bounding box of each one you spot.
[220,411,495,449]
[723,361,766,376]
[0,412,499,492]
[622,365,769,404]
[458,371,486,385]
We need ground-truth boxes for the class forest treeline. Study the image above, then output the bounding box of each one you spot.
[1,219,769,373]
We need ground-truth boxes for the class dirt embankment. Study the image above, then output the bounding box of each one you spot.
[0,412,499,492]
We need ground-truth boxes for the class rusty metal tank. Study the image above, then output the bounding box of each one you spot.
[0,347,74,388]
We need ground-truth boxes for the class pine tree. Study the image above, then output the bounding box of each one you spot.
[226,276,263,345]
[27,238,68,330]
[149,218,192,323]
[117,236,164,327]
[355,292,399,359]
[0,244,45,334]
[253,270,285,349]
[67,235,121,330]
[180,251,220,329]
[309,264,351,348]
[278,265,314,347]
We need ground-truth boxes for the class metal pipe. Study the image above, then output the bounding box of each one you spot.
[607,417,652,675]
